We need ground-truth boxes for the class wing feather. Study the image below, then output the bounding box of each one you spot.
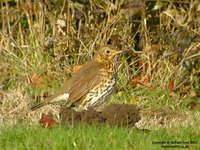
[65,61,104,106]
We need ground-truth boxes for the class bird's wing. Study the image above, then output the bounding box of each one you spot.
[40,60,101,103]
[31,60,103,111]
[65,61,104,106]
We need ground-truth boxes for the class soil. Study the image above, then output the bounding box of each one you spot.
[60,103,141,128]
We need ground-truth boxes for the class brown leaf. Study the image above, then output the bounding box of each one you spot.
[39,114,58,128]
[149,44,160,51]
[114,85,118,93]
[168,81,174,92]
[159,120,165,125]
[138,60,148,73]
[133,74,139,79]
[65,66,71,74]
[140,74,152,87]
[30,71,46,88]
[128,141,133,149]
[139,60,143,67]
[186,101,197,111]
[66,65,82,74]
[190,90,196,97]
[127,80,137,89]
[73,65,82,73]
[29,71,57,98]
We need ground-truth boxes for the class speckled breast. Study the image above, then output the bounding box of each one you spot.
[82,65,117,109]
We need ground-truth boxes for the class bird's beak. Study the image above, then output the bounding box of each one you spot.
[115,50,124,54]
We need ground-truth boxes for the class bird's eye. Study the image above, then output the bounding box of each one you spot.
[105,50,110,53]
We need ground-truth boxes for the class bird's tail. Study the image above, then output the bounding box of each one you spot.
[31,93,70,111]
[31,101,48,111]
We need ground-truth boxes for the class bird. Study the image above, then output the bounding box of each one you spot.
[31,45,123,111]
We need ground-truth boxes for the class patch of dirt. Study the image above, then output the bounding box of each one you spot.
[60,103,141,128]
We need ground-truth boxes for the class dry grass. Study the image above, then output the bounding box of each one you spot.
[136,107,200,130]
[1,88,199,131]
[0,0,200,129]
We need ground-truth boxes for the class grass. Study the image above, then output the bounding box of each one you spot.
[1,87,199,149]
[1,123,199,150]
[0,0,200,149]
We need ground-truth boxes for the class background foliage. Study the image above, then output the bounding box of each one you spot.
[0,0,199,128]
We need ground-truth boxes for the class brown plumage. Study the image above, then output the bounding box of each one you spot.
[31,45,123,111]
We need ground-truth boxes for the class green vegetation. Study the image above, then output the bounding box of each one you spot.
[0,0,199,149]
[1,124,199,150]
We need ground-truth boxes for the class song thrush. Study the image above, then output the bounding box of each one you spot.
[31,45,123,111]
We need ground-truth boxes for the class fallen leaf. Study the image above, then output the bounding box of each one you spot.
[159,120,165,125]
[168,81,174,92]
[28,71,57,99]
[30,71,47,88]
[128,141,133,149]
[114,85,118,93]
[190,90,196,97]
[149,44,160,51]
[39,114,58,128]
[140,74,152,87]
[139,60,143,67]
[127,80,137,89]
[66,65,82,73]
[73,65,82,73]
[186,101,197,111]
[138,60,148,73]
[129,79,153,90]
[133,74,139,79]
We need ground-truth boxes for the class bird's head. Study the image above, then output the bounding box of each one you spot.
[94,45,123,63]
